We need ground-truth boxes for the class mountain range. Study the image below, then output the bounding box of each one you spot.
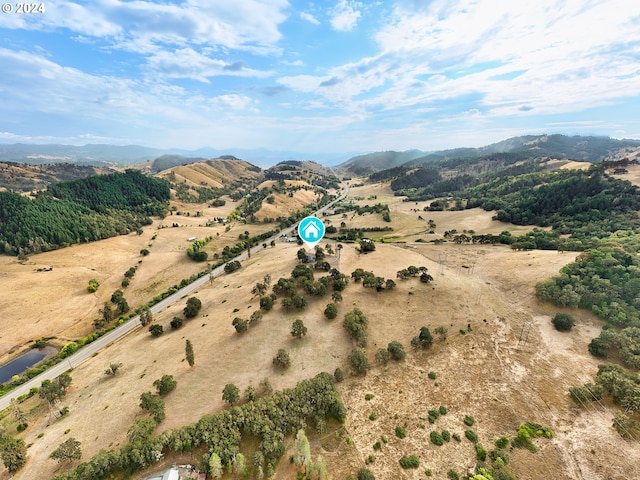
[1,134,639,174]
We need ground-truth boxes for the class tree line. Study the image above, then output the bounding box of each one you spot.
[52,372,345,480]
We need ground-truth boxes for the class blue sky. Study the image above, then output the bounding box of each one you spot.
[1,0,640,157]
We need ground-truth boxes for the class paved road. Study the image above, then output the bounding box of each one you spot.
[0,182,349,411]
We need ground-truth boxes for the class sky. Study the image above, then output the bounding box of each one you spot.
[1,0,640,157]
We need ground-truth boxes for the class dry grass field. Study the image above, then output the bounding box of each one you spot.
[1,180,639,480]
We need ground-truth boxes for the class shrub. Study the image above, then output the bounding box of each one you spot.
[475,444,487,461]
[452,433,461,442]
[495,436,509,449]
[87,278,100,293]
[441,430,451,442]
[374,348,390,365]
[373,441,381,450]
[272,349,291,369]
[365,393,374,401]
[334,368,344,383]
[430,431,443,446]
[324,303,338,320]
[428,371,437,380]
[348,348,370,375]
[148,324,163,337]
[259,296,274,311]
[447,470,459,480]
[464,415,475,426]
[153,374,177,395]
[170,317,183,329]
[399,455,419,469]
[552,312,575,331]
[395,426,406,439]
[357,468,375,480]
[428,409,440,421]
[439,405,448,415]
[465,430,478,443]
[232,317,248,333]
[387,341,406,361]
[369,412,377,421]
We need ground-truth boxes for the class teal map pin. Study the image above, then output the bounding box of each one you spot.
[298,216,325,250]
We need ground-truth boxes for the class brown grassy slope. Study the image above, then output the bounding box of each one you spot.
[156,159,263,189]
[0,162,113,192]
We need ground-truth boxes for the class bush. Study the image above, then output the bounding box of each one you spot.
[465,430,478,443]
[324,303,338,320]
[447,470,459,480]
[348,348,370,375]
[170,317,183,329]
[430,431,443,446]
[357,468,375,480]
[369,412,377,421]
[552,312,575,331]
[464,415,475,426]
[374,348,390,365]
[441,430,451,442]
[387,341,406,360]
[334,368,344,383]
[428,371,437,380]
[183,296,202,318]
[439,405,447,415]
[232,317,248,333]
[259,296,274,311]
[87,278,100,293]
[153,374,177,396]
[399,455,419,469]
[395,426,406,439]
[475,444,487,461]
[495,436,509,449]
[272,349,291,369]
[148,324,163,337]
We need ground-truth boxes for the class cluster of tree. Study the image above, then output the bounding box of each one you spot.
[224,260,242,273]
[375,341,407,364]
[389,167,442,190]
[0,170,169,255]
[187,237,213,262]
[469,169,640,239]
[588,327,640,370]
[327,226,393,242]
[411,327,434,349]
[536,233,640,348]
[396,265,433,283]
[52,372,345,480]
[149,296,201,337]
[232,311,263,333]
[351,268,396,291]
[220,229,277,260]
[332,202,390,219]
[121,265,137,287]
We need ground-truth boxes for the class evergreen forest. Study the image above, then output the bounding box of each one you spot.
[0,170,169,255]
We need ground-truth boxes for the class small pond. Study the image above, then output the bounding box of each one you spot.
[0,350,46,383]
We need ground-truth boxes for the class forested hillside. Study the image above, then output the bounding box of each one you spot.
[0,170,169,255]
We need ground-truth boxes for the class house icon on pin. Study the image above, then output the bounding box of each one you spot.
[303,220,321,239]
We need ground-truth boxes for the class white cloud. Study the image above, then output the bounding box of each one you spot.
[329,0,362,32]
[210,94,259,112]
[4,0,288,54]
[300,12,320,25]
[145,47,273,82]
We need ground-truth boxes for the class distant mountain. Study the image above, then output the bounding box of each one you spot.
[0,162,113,192]
[338,135,640,175]
[338,150,429,176]
[0,143,352,168]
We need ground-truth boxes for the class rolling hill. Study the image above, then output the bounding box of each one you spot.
[338,134,640,175]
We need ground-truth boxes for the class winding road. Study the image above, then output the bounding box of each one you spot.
[0,182,349,411]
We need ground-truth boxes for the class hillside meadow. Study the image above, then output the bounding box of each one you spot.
[1,183,639,479]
